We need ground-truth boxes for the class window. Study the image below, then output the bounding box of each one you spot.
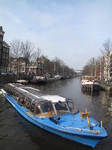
[30,104,35,112]
[2,52,5,59]
[0,43,2,49]
[6,48,9,53]
[6,54,9,60]
[3,47,6,52]
[6,60,8,66]
[55,102,69,115]
[66,99,74,112]
[0,35,3,41]
[40,101,54,113]
[2,60,5,66]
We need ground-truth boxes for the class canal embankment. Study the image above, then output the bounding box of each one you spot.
[100,81,112,91]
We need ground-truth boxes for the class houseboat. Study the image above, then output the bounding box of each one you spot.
[81,76,100,91]
[30,75,56,84]
[1,83,107,147]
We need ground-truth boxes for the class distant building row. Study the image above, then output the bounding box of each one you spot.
[2,26,112,80]
[9,56,54,76]
[0,27,54,76]
[0,26,73,77]
[91,51,112,81]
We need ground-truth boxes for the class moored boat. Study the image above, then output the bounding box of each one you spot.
[30,75,55,84]
[15,79,28,85]
[30,76,46,83]
[81,76,100,91]
[1,83,107,147]
[54,75,61,80]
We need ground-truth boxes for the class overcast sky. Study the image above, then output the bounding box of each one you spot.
[0,0,112,70]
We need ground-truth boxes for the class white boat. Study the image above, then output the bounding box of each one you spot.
[15,79,28,85]
[30,76,45,83]
[54,75,61,80]
[81,76,100,91]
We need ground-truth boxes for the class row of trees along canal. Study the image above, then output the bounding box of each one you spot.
[9,39,76,77]
[82,39,112,80]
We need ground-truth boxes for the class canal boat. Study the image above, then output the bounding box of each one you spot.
[81,76,100,91]
[1,83,107,147]
[15,79,28,85]
[30,75,55,84]
[30,76,46,83]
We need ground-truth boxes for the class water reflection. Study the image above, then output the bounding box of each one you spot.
[99,91,112,117]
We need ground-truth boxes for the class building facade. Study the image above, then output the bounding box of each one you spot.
[9,56,51,76]
[0,26,10,72]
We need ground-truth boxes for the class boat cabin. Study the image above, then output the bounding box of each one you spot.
[82,76,95,81]
[4,84,75,117]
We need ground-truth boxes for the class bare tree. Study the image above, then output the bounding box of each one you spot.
[100,39,112,81]
[82,65,91,76]
[21,40,34,63]
[101,39,112,54]
[88,57,96,76]
[82,58,95,76]
[10,39,22,58]
[52,57,63,75]
[32,47,42,61]
[10,39,23,73]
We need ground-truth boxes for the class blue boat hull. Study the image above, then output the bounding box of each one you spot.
[1,90,107,147]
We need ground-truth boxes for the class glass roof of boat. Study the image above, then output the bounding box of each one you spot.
[22,87,48,97]
[7,83,45,102]
[22,87,66,103]
[9,83,66,103]
[10,83,46,97]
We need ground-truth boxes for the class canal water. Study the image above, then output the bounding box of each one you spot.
[0,78,112,150]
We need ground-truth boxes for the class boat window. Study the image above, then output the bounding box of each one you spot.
[24,98,31,108]
[66,99,74,112]
[15,92,19,97]
[90,77,92,81]
[19,95,25,103]
[39,101,54,114]
[83,77,85,80]
[35,101,55,117]
[30,104,35,112]
[36,107,41,114]
[55,101,69,115]
[92,77,95,80]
